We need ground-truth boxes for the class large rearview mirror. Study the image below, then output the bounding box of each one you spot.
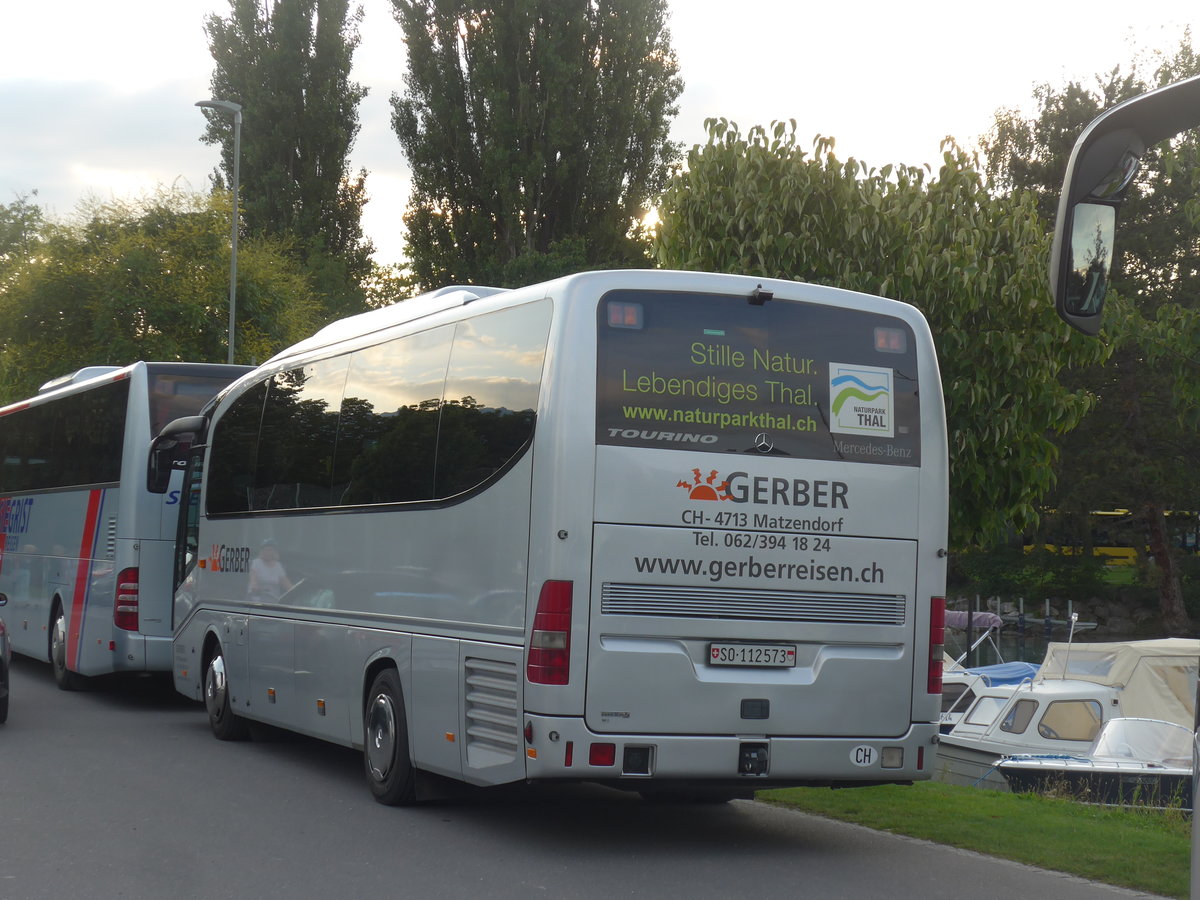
[1061,201,1117,323]
[147,415,208,494]
[1051,74,1200,334]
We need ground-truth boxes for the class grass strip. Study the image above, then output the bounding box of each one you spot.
[757,781,1189,899]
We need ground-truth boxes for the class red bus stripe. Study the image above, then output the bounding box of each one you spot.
[67,489,104,672]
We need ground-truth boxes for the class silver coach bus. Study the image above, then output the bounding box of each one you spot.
[154,269,948,803]
[0,362,248,688]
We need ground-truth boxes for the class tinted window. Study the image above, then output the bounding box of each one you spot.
[596,290,921,464]
[435,302,551,497]
[0,378,129,492]
[204,300,551,513]
[335,325,453,505]
[147,370,246,436]
[206,382,267,515]
[252,359,349,510]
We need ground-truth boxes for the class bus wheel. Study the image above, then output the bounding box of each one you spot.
[50,604,85,691]
[363,669,416,805]
[204,644,250,741]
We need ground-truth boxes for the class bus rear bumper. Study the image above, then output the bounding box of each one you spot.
[104,631,172,674]
[521,715,939,785]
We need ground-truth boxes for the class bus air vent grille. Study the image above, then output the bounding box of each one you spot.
[601,583,906,625]
[105,517,117,559]
[464,657,520,768]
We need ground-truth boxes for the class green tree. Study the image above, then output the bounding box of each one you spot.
[983,38,1200,633]
[0,188,320,402]
[0,193,43,267]
[203,0,373,318]
[391,0,683,289]
[653,120,1107,548]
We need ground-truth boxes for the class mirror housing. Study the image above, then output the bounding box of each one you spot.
[147,415,208,494]
[1051,74,1200,334]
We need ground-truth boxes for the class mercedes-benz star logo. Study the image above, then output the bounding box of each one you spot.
[753,432,774,453]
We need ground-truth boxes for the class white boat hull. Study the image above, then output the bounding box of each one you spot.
[933,739,1009,790]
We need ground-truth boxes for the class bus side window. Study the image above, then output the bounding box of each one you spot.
[252,358,349,511]
[434,301,551,498]
[335,325,454,505]
[207,382,268,515]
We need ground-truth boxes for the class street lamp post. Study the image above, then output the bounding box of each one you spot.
[195,99,243,364]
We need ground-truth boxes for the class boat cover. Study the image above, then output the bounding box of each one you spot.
[963,661,1040,686]
[1036,638,1199,726]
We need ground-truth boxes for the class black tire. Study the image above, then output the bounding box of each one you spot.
[204,644,250,741]
[0,663,8,724]
[363,669,416,805]
[50,604,85,691]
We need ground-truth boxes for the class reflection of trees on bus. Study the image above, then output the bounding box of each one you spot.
[206,301,550,516]
[210,375,538,514]
[341,394,536,504]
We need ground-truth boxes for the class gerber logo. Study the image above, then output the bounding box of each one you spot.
[676,468,732,501]
[678,469,849,509]
[209,544,251,574]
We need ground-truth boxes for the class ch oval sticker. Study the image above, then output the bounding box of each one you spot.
[850,745,878,767]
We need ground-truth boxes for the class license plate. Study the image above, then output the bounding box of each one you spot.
[708,643,797,667]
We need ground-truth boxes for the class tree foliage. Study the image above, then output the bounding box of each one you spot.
[654,120,1107,548]
[0,189,319,403]
[204,0,373,318]
[391,0,683,288]
[0,193,43,265]
[982,35,1200,633]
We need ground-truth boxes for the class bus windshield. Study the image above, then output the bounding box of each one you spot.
[596,289,921,464]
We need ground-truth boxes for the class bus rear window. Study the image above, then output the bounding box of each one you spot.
[595,290,921,464]
[149,374,242,436]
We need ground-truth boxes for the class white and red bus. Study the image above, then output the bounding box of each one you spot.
[0,362,249,688]
[158,270,948,803]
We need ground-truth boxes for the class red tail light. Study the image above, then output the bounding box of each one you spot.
[114,567,139,631]
[527,580,572,685]
[927,596,945,694]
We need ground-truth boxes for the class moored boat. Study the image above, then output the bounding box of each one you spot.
[997,717,1193,810]
[935,638,1198,790]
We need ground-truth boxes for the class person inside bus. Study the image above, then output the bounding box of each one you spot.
[248,539,293,602]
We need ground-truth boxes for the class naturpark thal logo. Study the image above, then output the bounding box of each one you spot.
[829,363,893,438]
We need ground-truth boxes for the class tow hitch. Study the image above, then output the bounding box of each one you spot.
[738,742,769,776]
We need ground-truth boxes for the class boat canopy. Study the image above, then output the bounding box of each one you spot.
[1036,638,1198,726]
[962,661,1039,686]
[1091,717,1193,767]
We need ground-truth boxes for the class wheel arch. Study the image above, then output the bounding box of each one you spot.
[357,652,407,751]
[47,593,67,662]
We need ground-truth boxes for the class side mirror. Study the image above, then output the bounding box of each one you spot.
[147,415,208,494]
[1058,200,1117,330]
[1051,74,1200,334]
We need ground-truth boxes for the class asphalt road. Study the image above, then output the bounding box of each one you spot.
[0,655,1170,900]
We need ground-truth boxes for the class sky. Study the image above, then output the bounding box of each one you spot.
[0,1,1194,265]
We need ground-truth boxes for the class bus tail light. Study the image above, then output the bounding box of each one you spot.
[527,580,572,685]
[927,596,945,694]
[114,568,139,631]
